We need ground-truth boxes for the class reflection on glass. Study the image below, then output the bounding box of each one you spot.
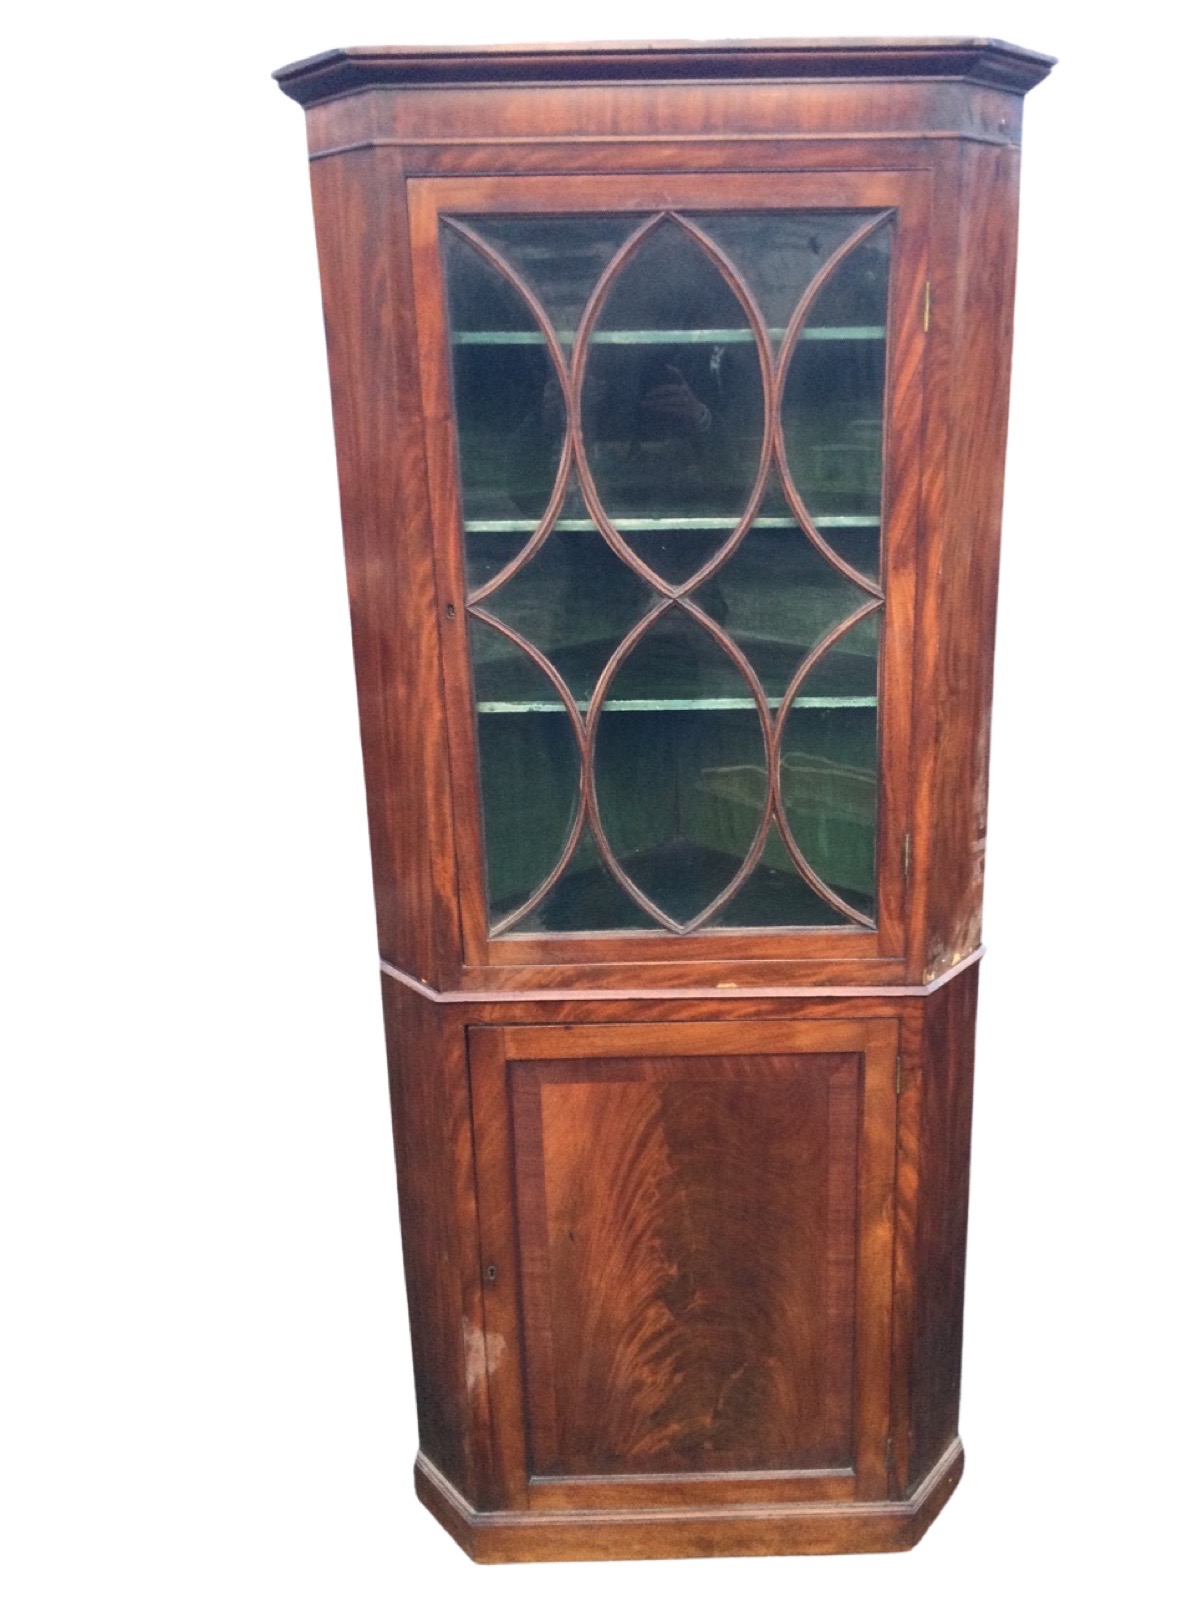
[581,220,765,571]
[444,210,891,932]
[695,212,864,334]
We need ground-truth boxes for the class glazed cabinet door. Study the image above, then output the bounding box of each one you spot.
[467,1018,899,1509]
[409,171,928,974]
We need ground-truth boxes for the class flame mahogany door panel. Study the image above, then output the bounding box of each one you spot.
[468,1018,899,1509]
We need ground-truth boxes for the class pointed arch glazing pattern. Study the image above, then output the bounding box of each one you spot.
[443,208,893,933]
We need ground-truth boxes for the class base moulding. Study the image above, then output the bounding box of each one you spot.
[414,1436,965,1562]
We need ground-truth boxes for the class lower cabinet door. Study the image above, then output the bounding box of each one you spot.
[467,1018,899,1510]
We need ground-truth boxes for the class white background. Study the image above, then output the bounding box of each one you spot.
[4,2,1196,1594]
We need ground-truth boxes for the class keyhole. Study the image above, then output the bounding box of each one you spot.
[484,1263,498,1283]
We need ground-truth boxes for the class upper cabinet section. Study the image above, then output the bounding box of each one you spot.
[408,168,929,975]
[277,41,1052,990]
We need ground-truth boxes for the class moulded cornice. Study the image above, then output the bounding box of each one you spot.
[274,38,1056,108]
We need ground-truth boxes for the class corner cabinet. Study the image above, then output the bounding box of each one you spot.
[275,39,1053,1562]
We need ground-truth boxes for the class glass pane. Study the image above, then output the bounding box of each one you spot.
[593,608,766,925]
[511,823,656,933]
[581,219,766,582]
[713,821,848,928]
[444,230,565,529]
[464,215,643,343]
[470,620,580,921]
[693,490,865,701]
[478,507,653,703]
[778,617,879,917]
[781,226,891,577]
[694,212,865,335]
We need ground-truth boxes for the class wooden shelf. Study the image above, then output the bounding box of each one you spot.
[453,326,886,346]
[465,514,881,533]
[477,695,877,714]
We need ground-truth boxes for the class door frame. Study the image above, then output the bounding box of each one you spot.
[407,168,930,974]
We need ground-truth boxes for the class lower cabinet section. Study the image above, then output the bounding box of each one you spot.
[382,969,979,1561]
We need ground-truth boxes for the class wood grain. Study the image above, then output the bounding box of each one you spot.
[911,142,1023,982]
[380,978,475,1493]
[467,1017,898,1512]
[415,1437,965,1562]
[306,148,462,985]
[518,1055,856,1474]
[905,961,979,1489]
[276,37,1054,103]
[382,944,980,1007]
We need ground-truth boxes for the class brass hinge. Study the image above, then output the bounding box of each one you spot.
[895,1055,903,1095]
[885,1434,895,1478]
[902,832,912,882]
[923,280,931,333]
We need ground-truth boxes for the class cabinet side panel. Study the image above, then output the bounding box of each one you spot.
[307,148,459,981]
[906,961,978,1488]
[381,979,478,1494]
[913,138,1022,979]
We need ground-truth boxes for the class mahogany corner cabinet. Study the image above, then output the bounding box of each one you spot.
[274,38,1053,1563]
